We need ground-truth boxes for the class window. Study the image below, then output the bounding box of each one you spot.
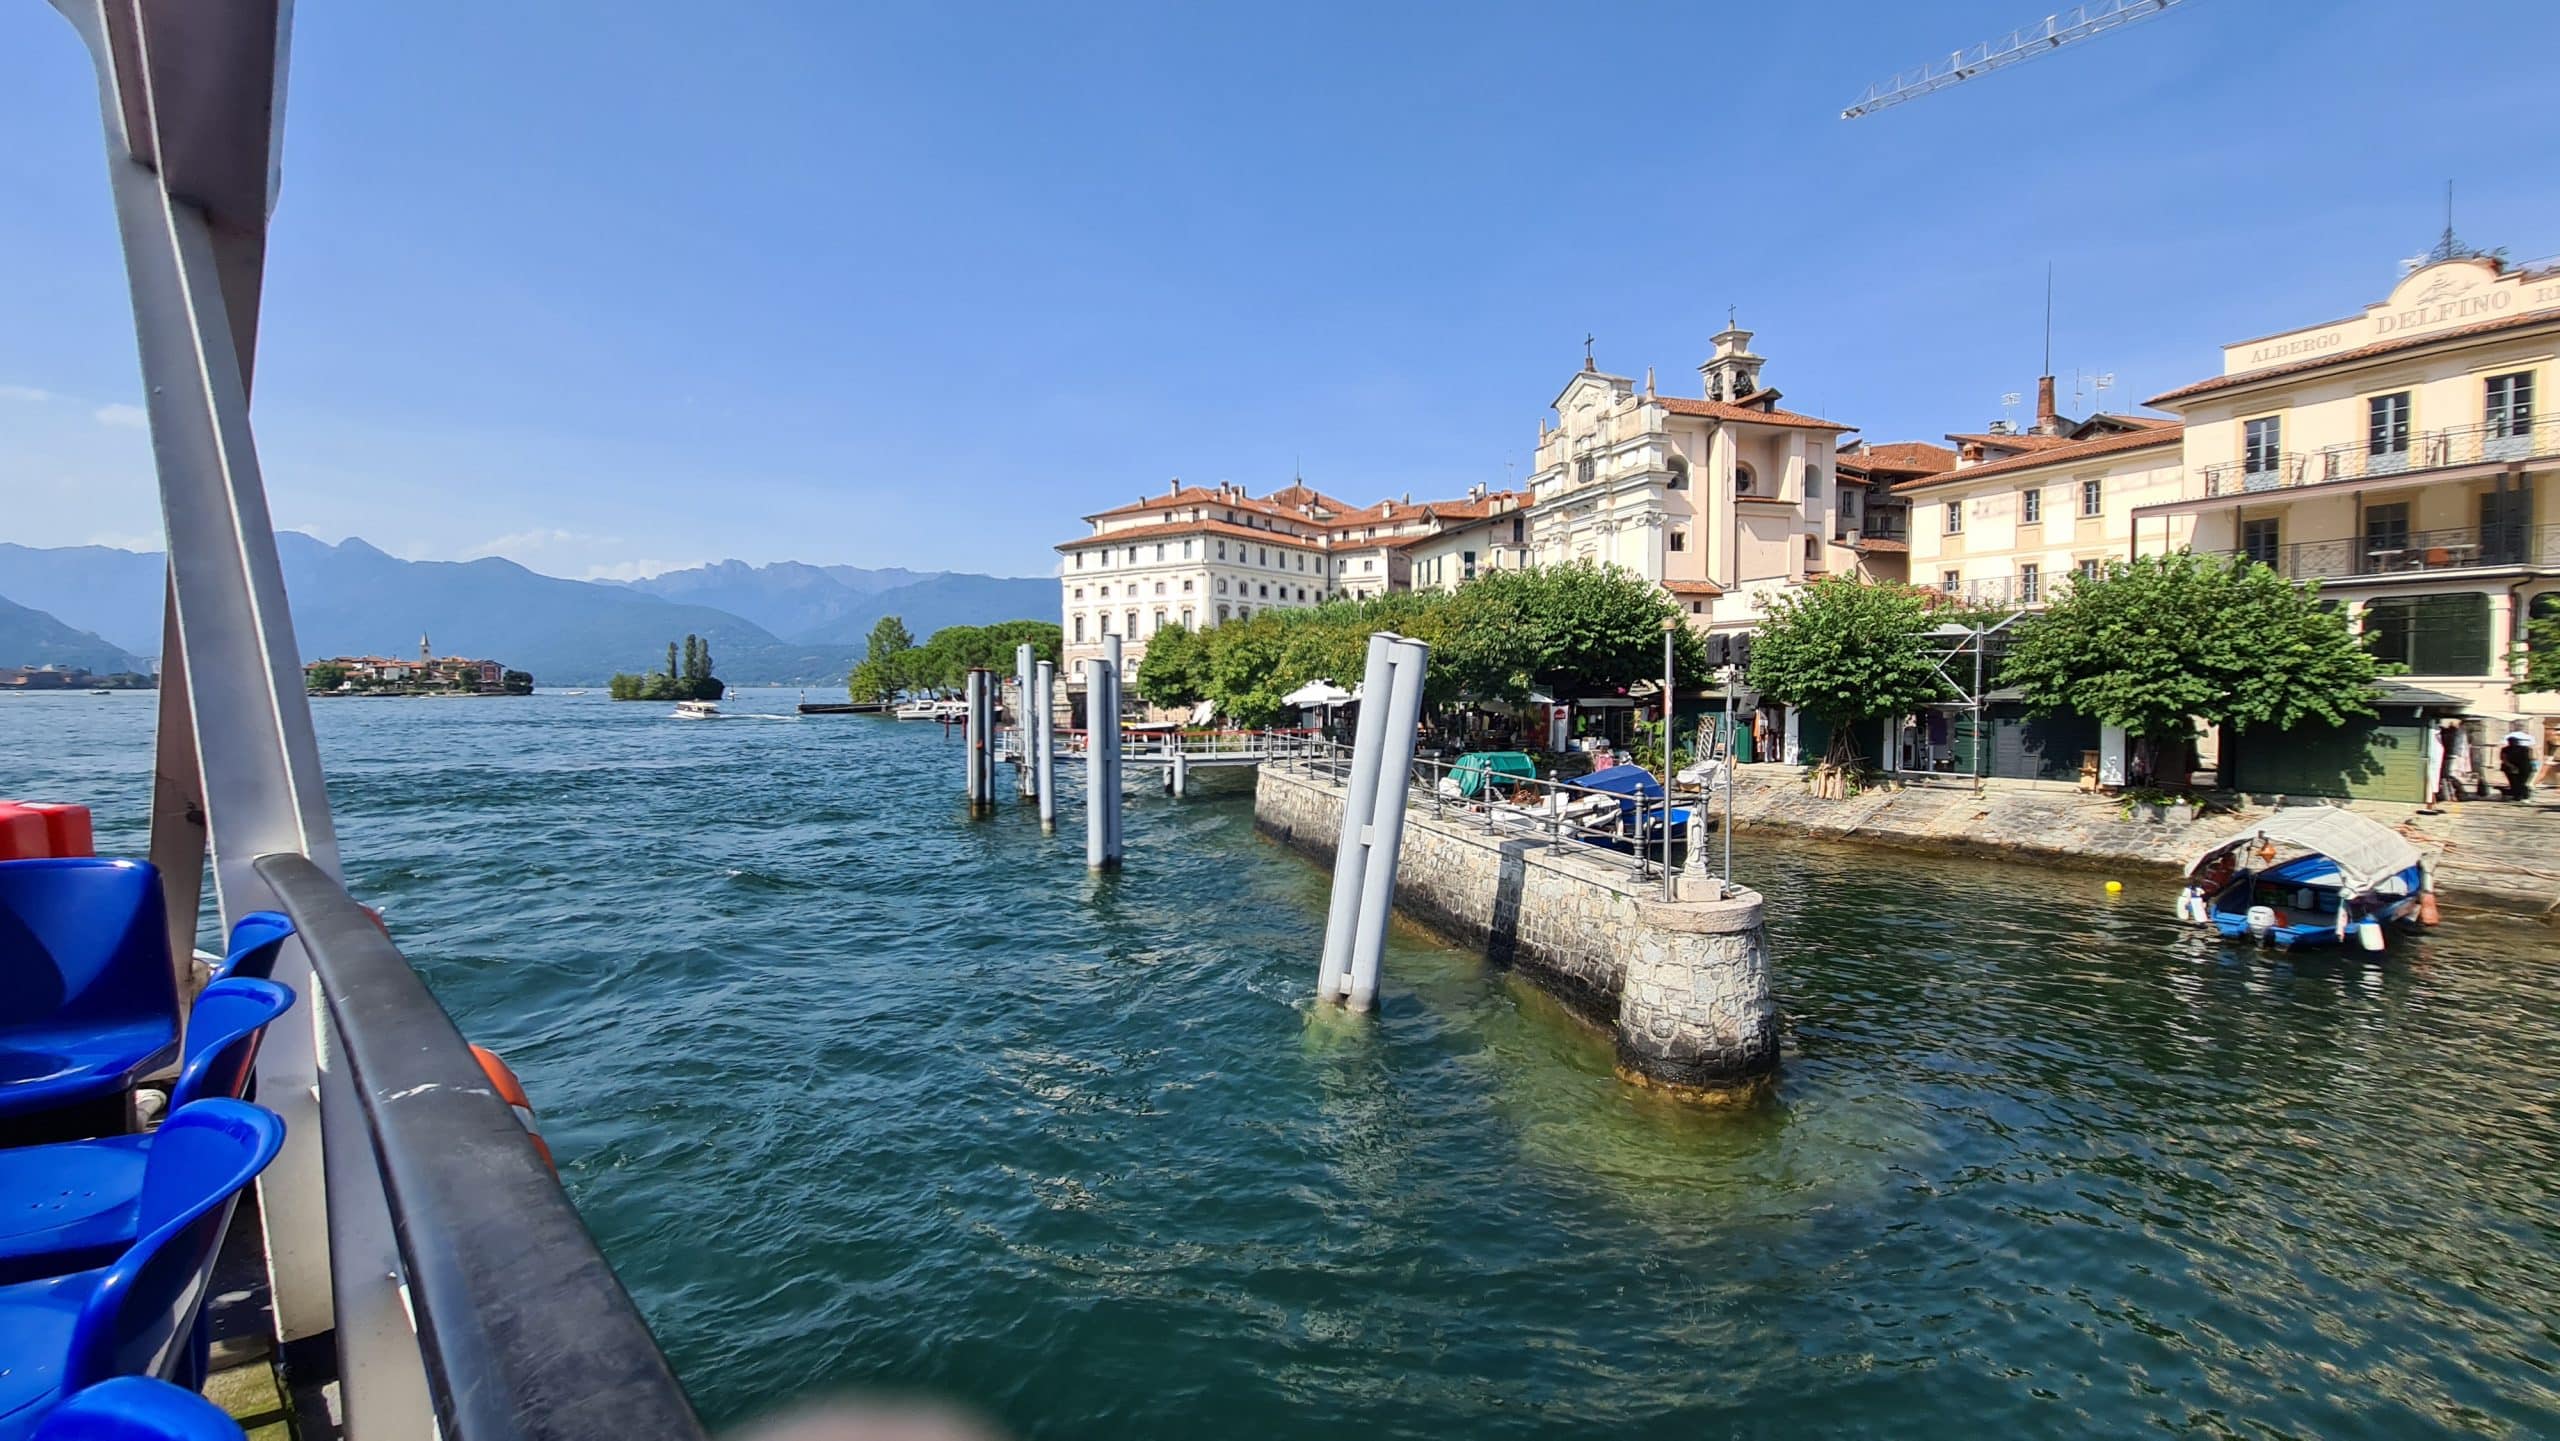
[2368,392,2411,456]
[1100,613,1114,636]
[1072,587,1084,600]
[1297,587,1307,601]
[1944,502,1963,535]
[2076,558,2101,583]
[1462,549,1478,579]
[1098,585,1111,599]
[1941,570,1961,594]
[1153,609,1165,633]
[1736,463,1757,497]
[1181,579,1193,593]
[2018,563,2041,604]
[1667,530,1686,553]
[1124,611,1138,637]
[1154,544,1165,561]
[2243,416,2282,478]
[2242,518,2280,567]
[2079,478,2103,517]
[1217,604,1230,623]
[1182,540,1193,559]
[2021,488,2041,525]
[1153,581,1166,596]
[1072,615,1085,642]
[2362,593,2491,675]
[1181,608,1194,628]
[1576,456,1595,485]
[1216,541,1226,560]
[1074,553,1084,570]
[2488,371,2535,435]
[1258,584,1269,598]
[1803,466,1820,499]
[1259,547,1269,566]
[1216,578,1229,594]
[2364,501,2411,555]
[1511,517,1525,544]
[1126,547,1137,563]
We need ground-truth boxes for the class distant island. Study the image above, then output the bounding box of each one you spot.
[1,664,155,691]
[608,634,724,701]
[306,635,532,696]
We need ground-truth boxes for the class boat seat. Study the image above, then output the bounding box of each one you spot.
[0,861,181,1130]
[208,913,292,986]
[0,979,292,1284]
[32,1378,246,1441]
[0,1101,282,1441]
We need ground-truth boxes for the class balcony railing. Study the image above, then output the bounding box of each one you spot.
[2219,522,2560,582]
[2196,415,2560,498]
[1932,575,2050,610]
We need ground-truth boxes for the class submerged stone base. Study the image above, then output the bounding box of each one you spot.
[1255,765,1778,1097]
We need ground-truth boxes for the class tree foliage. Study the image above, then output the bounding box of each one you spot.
[849,617,1060,699]
[614,633,724,700]
[1745,577,1951,747]
[1122,563,1703,728]
[1999,552,2382,741]
[2512,613,2560,695]
[847,615,918,702]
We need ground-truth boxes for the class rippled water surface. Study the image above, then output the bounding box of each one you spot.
[11,689,2560,1438]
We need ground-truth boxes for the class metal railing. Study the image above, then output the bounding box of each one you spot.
[256,855,706,1441]
[2217,521,2559,581]
[1933,575,2049,610]
[1269,739,1719,890]
[1017,726,1330,761]
[2195,415,2560,498]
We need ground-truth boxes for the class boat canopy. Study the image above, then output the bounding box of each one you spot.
[1580,764,1664,801]
[2182,807,2424,896]
[1450,751,1537,799]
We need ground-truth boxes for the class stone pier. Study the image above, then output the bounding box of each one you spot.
[1255,763,1778,1099]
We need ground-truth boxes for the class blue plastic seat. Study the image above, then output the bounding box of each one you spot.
[32,1378,244,1441]
[0,1100,283,1441]
[0,860,181,1126]
[207,914,292,987]
[0,979,294,1285]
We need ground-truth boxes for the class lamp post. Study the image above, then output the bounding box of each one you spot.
[1661,617,1678,900]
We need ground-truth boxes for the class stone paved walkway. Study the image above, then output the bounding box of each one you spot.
[1715,764,2560,915]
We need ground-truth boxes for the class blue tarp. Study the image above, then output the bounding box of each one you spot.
[1580,764,1663,800]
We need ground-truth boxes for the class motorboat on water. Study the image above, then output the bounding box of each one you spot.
[893,697,968,721]
[1568,763,1693,853]
[2176,807,2434,950]
[673,699,720,720]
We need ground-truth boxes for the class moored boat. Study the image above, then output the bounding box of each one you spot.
[2177,807,2433,950]
[673,699,720,720]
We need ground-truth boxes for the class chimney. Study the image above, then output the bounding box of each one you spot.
[1167,477,1180,496]
[2035,375,2060,435]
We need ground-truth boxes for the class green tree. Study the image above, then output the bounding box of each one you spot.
[305,661,347,693]
[2000,551,2382,764]
[1746,576,1950,790]
[501,669,535,695]
[2515,611,2560,695]
[1134,622,1210,709]
[1438,563,1705,704]
[666,640,679,680]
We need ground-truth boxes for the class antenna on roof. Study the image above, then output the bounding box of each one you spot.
[2000,391,2022,428]
[2093,372,2116,412]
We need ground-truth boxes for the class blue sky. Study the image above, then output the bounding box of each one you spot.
[5,1,2559,581]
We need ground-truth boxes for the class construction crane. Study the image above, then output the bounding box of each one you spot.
[1841,0,2196,119]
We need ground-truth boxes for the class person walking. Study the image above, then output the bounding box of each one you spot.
[2500,728,2536,802]
[2427,718,2469,813]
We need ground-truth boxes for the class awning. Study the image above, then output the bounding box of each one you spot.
[1282,681,1352,708]
[2182,807,2425,896]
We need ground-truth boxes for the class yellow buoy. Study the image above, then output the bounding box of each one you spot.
[2104,880,2123,894]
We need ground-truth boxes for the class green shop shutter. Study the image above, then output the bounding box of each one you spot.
[2230,717,2427,801]
[1989,706,2100,781]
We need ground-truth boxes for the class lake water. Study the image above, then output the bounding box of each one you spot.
[9,688,2560,1438]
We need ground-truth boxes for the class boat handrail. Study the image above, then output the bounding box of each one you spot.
[253,853,707,1441]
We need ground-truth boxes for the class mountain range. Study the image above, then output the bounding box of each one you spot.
[0,593,149,674]
[0,538,1053,685]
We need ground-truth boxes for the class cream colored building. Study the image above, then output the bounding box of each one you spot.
[1525,326,1883,632]
[2137,251,2560,716]
[1406,490,1532,592]
[1054,480,1528,715]
[1900,409,2187,610]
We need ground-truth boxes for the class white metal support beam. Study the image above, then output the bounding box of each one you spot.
[1841,0,2193,119]
[48,3,437,1433]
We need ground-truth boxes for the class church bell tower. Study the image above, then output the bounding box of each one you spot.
[1698,318,1765,402]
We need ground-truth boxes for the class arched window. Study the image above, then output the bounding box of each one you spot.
[1735,463,1757,497]
[1217,603,1230,623]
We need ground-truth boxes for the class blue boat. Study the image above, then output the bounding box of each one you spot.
[2177,808,2431,950]
[1570,764,1693,853]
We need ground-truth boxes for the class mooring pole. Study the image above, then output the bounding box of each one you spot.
[1722,667,1736,884]
[1345,635,1430,1012]
[1105,634,1125,863]
[964,668,993,813]
[1015,642,1038,798]
[1317,634,1397,1003]
[1034,659,1057,831]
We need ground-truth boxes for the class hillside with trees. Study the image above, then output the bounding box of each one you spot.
[609,634,726,701]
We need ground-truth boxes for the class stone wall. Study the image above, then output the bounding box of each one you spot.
[1255,764,1778,1094]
